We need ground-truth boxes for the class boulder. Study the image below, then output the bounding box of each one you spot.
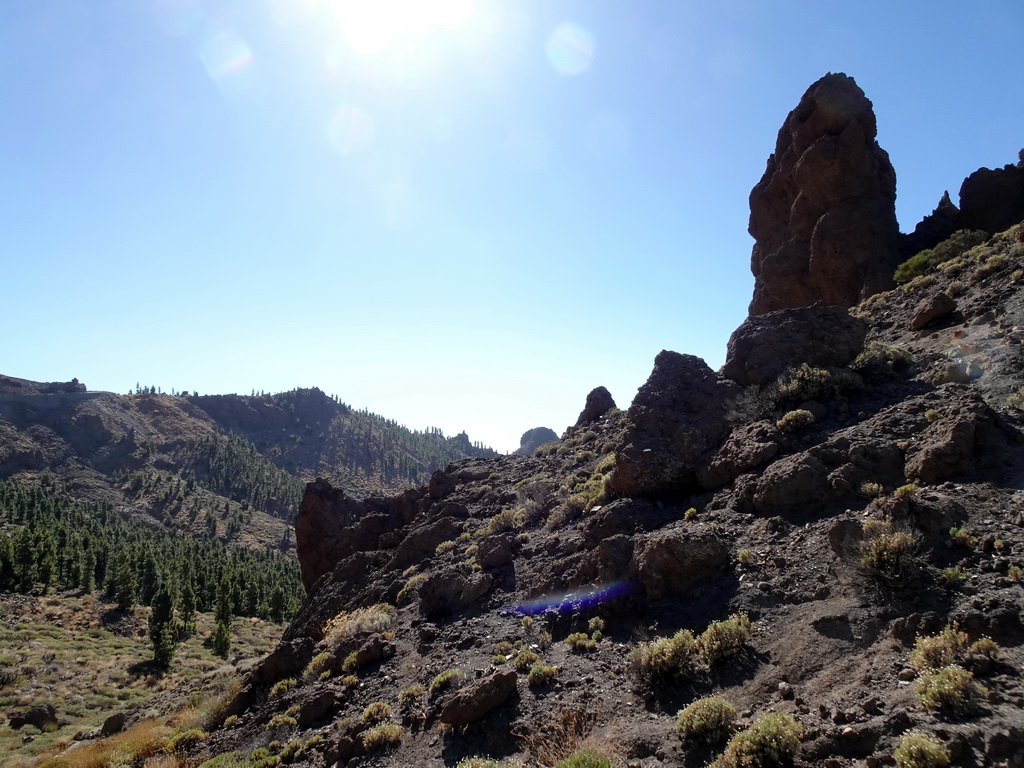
[418,569,494,618]
[748,73,900,314]
[628,528,729,600]
[297,689,338,727]
[573,386,616,428]
[698,420,783,489]
[439,669,518,726]
[8,704,57,731]
[476,535,515,569]
[386,518,463,571]
[100,712,126,737]
[248,638,316,686]
[910,292,957,331]
[610,351,739,497]
[904,392,997,483]
[515,427,559,456]
[722,305,867,386]
[752,454,832,514]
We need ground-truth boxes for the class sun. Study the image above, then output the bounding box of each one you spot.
[328,0,477,56]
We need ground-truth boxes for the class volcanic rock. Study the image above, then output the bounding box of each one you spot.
[515,427,558,456]
[902,191,960,256]
[439,669,518,726]
[748,73,900,314]
[609,351,738,497]
[910,292,957,331]
[8,704,57,731]
[958,152,1024,234]
[573,386,616,428]
[722,305,868,386]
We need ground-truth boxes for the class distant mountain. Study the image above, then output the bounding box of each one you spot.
[0,379,496,548]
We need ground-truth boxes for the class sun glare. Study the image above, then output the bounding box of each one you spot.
[329,0,476,56]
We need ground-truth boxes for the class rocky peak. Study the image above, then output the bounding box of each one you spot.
[748,72,900,315]
[514,427,558,456]
[958,152,1024,234]
[572,386,616,429]
[902,190,960,256]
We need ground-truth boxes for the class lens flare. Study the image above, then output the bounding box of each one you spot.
[512,582,631,616]
[327,105,375,154]
[199,30,253,81]
[546,22,595,76]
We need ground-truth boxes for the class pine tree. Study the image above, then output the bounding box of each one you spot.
[178,579,197,637]
[148,582,176,669]
[211,574,232,659]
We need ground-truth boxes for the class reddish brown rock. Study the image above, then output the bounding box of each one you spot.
[910,292,958,331]
[748,73,900,315]
[629,528,729,599]
[439,669,518,726]
[609,351,739,497]
[904,389,998,484]
[698,420,783,489]
[722,305,867,386]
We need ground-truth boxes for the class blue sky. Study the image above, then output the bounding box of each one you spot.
[2,0,1022,453]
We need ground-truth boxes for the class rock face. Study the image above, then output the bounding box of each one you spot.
[609,351,738,497]
[573,386,616,428]
[902,191,960,256]
[515,427,558,456]
[722,305,867,386]
[958,153,1024,234]
[748,73,900,315]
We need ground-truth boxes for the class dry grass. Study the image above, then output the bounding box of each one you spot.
[322,604,395,643]
[522,707,620,768]
[37,719,170,768]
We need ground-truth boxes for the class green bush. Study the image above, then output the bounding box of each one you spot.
[361,723,402,750]
[773,363,864,406]
[565,632,597,652]
[894,230,988,283]
[776,409,815,433]
[852,342,913,383]
[360,701,392,724]
[713,712,803,768]
[555,749,611,768]
[910,625,968,671]
[916,664,985,716]
[527,662,558,687]
[429,668,464,695]
[894,730,950,768]
[697,615,753,666]
[675,697,737,744]
[513,650,539,671]
[399,684,424,713]
[859,523,917,589]
[632,629,697,685]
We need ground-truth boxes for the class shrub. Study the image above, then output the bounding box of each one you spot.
[457,759,526,768]
[713,712,803,768]
[893,483,918,500]
[894,230,988,283]
[167,728,208,753]
[776,409,815,433]
[859,481,885,498]
[399,684,424,713]
[697,615,753,666]
[267,713,298,729]
[1007,387,1024,410]
[565,632,597,652]
[859,523,917,589]
[1009,564,1023,582]
[269,678,297,698]
[949,526,978,548]
[435,540,458,557]
[894,730,951,768]
[675,697,737,744]
[527,662,558,687]
[429,668,465,695]
[323,604,395,641]
[361,723,402,750]
[555,749,611,768]
[482,509,527,536]
[910,625,968,671]
[916,664,985,716]
[514,650,539,671]
[631,629,697,685]
[773,363,863,406]
[303,651,331,683]
[397,573,429,603]
[361,701,392,724]
[587,617,605,634]
[736,549,754,565]
[940,567,962,584]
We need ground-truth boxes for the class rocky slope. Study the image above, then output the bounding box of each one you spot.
[146,75,1024,768]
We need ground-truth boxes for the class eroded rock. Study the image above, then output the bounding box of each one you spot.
[439,669,517,726]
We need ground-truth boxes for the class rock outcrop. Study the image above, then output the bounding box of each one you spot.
[609,352,738,497]
[958,151,1024,234]
[515,427,558,456]
[722,305,867,386]
[748,73,900,315]
[573,386,616,428]
[902,191,960,256]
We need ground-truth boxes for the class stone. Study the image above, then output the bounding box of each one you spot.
[100,712,127,737]
[722,305,868,386]
[515,427,559,456]
[753,454,831,514]
[610,351,739,497]
[748,73,900,314]
[910,292,957,331]
[248,638,316,685]
[904,389,997,483]
[628,528,729,600]
[476,535,514,569]
[418,569,493,618]
[698,421,783,489]
[7,704,57,731]
[573,386,616,428]
[439,669,518,726]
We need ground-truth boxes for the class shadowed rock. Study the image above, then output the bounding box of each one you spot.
[574,386,616,428]
[515,427,558,456]
[749,73,900,314]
